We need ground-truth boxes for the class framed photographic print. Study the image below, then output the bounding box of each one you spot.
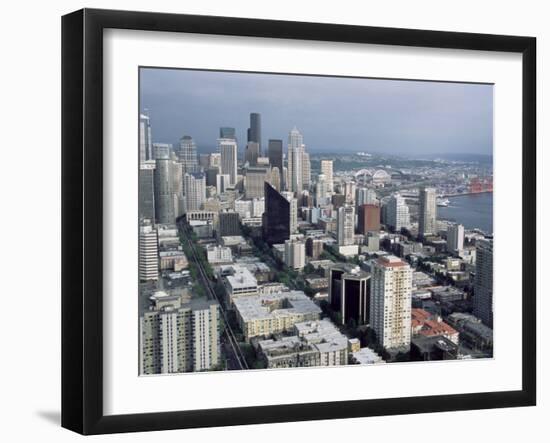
[61,8,536,435]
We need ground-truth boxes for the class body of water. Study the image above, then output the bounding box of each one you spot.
[438,192,493,234]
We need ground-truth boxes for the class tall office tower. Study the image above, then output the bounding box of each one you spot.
[177,135,198,174]
[447,223,465,254]
[139,225,159,281]
[358,204,380,234]
[270,167,281,191]
[302,152,311,191]
[184,172,206,212]
[198,153,210,170]
[139,161,156,222]
[315,173,330,206]
[153,142,171,160]
[218,211,241,237]
[332,194,346,210]
[284,239,306,270]
[205,167,219,187]
[171,161,185,218]
[248,113,262,154]
[386,194,410,232]
[263,182,291,245]
[473,238,493,327]
[268,139,284,189]
[370,255,413,351]
[320,160,334,193]
[329,266,370,326]
[419,187,437,237]
[245,167,269,199]
[218,138,238,185]
[344,180,356,204]
[287,127,304,194]
[140,294,220,374]
[154,155,175,224]
[219,127,236,140]
[282,191,298,234]
[245,141,260,166]
[139,112,153,162]
[216,174,231,194]
[209,152,221,169]
[337,205,355,246]
[356,187,378,206]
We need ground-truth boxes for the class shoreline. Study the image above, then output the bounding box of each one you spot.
[442,190,493,198]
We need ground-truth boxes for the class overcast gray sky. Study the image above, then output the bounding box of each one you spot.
[139,68,493,156]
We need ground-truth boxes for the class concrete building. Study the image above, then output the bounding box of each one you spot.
[302,151,311,191]
[139,225,159,281]
[218,138,238,185]
[419,187,437,237]
[268,139,284,190]
[337,205,355,246]
[320,159,334,193]
[184,172,205,212]
[370,255,413,351]
[305,237,324,260]
[287,127,304,194]
[154,150,175,224]
[386,194,410,232]
[284,239,306,270]
[177,135,198,173]
[245,166,269,199]
[329,265,370,326]
[224,266,258,305]
[356,187,378,206]
[218,211,241,237]
[206,245,233,265]
[139,112,153,162]
[447,222,465,254]
[245,141,260,166]
[159,250,188,272]
[233,291,322,340]
[473,238,494,327]
[216,173,231,194]
[140,293,220,374]
[139,161,156,222]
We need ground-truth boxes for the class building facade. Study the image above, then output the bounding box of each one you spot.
[419,187,437,237]
[473,238,494,327]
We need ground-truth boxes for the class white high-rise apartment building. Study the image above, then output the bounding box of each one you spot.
[284,239,306,270]
[419,187,437,237]
[387,194,410,232]
[337,205,355,246]
[370,255,412,351]
[447,223,465,254]
[287,127,304,194]
[302,152,311,191]
[356,187,378,206]
[184,172,206,212]
[218,138,238,185]
[315,173,330,205]
[282,191,298,234]
[344,180,356,205]
[139,225,158,281]
[140,293,220,374]
[320,160,334,193]
[473,238,493,327]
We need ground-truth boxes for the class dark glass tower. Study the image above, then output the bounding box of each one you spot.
[268,139,284,189]
[248,113,261,154]
[219,127,236,140]
[329,266,371,326]
[262,182,290,245]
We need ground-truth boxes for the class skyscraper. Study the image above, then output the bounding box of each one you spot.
[356,187,378,206]
[184,172,206,212]
[268,139,284,189]
[447,223,465,254]
[245,141,260,166]
[329,266,370,326]
[218,211,241,237]
[154,155,175,224]
[284,239,306,270]
[219,127,236,140]
[419,187,437,237]
[344,180,356,205]
[139,161,156,222]
[358,204,380,234]
[370,255,412,351]
[263,182,291,245]
[248,113,261,154]
[177,135,198,174]
[302,152,311,191]
[140,293,220,374]
[337,205,355,246]
[139,225,158,281]
[245,167,269,199]
[386,194,410,232]
[315,173,330,206]
[139,112,152,162]
[320,160,334,193]
[287,127,304,194]
[218,138,238,185]
[171,161,185,218]
[473,238,493,327]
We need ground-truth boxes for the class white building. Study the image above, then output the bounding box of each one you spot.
[284,239,306,270]
[447,222,465,254]
[218,138,238,185]
[320,159,334,193]
[206,245,233,264]
[337,205,355,246]
[281,191,298,234]
[356,187,378,206]
[224,266,258,305]
[184,172,206,212]
[370,255,413,351]
[139,225,158,281]
[287,127,304,194]
[386,194,410,232]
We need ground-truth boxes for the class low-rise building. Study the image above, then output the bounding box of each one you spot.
[411,308,459,344]
[350,347,385,365]
[159,250,188,271]
[224,266,258,305]
[206,245,233,264]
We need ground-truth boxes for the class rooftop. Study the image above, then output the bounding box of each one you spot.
[233,291,321,322]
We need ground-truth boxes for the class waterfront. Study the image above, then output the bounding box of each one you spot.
[438,192,493,234]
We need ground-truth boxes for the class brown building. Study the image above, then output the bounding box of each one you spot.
[357,204,380,234]
[306,237,324,259]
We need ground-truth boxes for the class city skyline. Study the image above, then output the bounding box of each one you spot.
[140,68,493,156]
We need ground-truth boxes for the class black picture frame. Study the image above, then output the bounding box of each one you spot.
[61,8,537,435]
